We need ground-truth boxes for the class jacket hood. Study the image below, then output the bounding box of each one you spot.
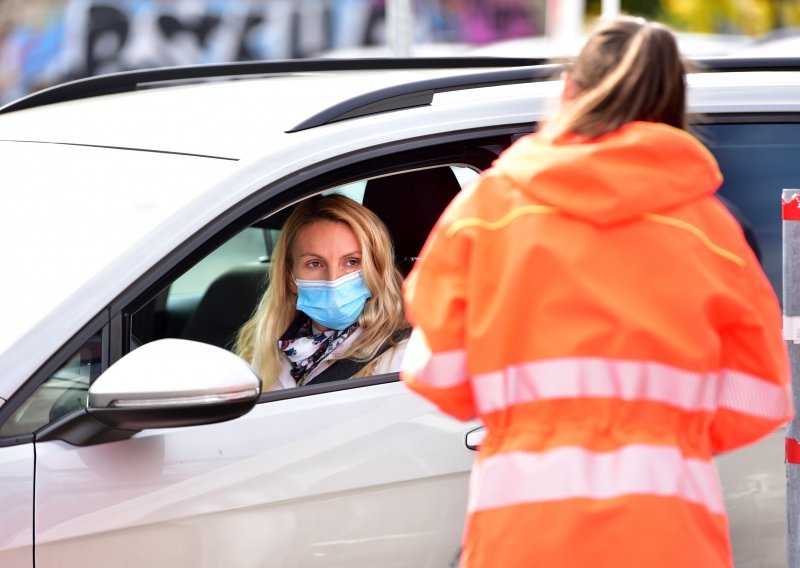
[493,122,723,225]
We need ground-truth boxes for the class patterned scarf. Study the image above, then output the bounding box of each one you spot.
[278,316,359,386]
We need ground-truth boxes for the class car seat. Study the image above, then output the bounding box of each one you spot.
[362,166,463,275]
[180,263,269,350]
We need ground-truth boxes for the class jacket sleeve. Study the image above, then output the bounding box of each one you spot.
[712,254,793,454]
[400,194,476,421]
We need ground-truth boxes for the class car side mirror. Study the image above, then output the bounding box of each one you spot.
[36,339,261,446]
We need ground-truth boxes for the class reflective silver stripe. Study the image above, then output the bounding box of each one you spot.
[401,328,468,388]
[469,445,724,515]
[718,368,792,419]
[472,357,789,421]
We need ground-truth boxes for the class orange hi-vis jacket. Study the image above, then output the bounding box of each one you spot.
[400,121,792,568]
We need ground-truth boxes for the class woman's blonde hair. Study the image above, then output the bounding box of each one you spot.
[235,193,408,389]
[542,16,686,141]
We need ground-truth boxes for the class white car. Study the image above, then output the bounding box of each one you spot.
[0,57,797,567]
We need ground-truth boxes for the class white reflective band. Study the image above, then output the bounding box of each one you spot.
[472,357,789,421]
[401,328,468,388]
[468,445,724,515]
[717,368,792,419]
[783,315,800,344]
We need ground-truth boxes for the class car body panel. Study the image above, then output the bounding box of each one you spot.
[0,444,34,564]
[0,69,494,159]
[33,382,475,568]
[687,72,800,113]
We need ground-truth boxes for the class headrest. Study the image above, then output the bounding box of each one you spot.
[362,167,462,265]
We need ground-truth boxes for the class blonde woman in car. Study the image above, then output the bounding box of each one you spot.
[236,194,409,391]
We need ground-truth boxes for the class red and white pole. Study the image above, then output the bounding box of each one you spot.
[782,188,800,565]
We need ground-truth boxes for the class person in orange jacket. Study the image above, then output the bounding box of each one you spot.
[400,16,792,568]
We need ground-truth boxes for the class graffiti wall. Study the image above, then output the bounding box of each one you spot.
[0,0,545,103]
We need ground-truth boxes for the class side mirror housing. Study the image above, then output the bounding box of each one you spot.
[37,339,261,446]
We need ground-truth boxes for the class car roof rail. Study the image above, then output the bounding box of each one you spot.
[0,57,549,115]
[287,64,562,131]
[288,56,800,131]
[696,56,800,72]
[2,55,799,128]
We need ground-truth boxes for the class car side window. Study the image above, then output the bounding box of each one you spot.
[127,165,474,357]
[0,332,102,437]
[701,122,800,298]
[168,227,269,316]
[130,227,270,349]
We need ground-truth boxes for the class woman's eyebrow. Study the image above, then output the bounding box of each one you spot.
[295,250,361,258]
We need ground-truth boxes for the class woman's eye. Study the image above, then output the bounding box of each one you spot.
[345,258,360,267]
[307,260,322,268]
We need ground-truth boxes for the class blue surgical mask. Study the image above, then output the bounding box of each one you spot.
[295,270,372,330]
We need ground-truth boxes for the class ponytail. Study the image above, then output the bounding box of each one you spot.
[542,16,686,141]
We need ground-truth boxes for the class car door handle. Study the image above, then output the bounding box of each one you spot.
[465,426,486,451]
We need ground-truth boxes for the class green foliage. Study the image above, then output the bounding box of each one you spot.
[585,0,800,34]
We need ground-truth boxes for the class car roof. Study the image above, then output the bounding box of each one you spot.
[0,58,550,159]
[0,69,476,160]
[1,57,799,398]
[2,57,799,157]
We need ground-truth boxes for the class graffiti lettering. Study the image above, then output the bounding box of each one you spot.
[0,0,541,104]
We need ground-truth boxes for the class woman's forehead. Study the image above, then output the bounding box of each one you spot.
[293,219,360,256]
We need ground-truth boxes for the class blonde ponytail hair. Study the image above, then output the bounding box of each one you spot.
[543,16,686,141]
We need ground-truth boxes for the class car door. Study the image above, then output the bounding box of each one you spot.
[0,443,34,565]
[33,380,475,567]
